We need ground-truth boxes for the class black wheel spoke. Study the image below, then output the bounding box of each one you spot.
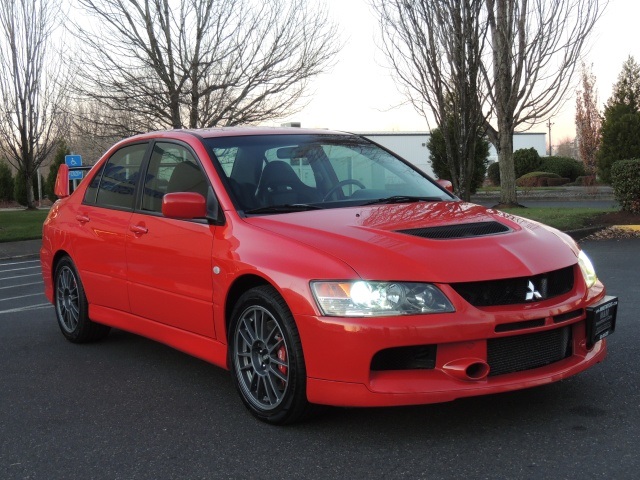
[268,364,287,383]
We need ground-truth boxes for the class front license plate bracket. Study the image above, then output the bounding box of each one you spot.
[586,295,618,348]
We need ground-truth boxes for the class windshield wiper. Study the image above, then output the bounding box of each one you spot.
[362,195,444,206]
[244,203,325,214]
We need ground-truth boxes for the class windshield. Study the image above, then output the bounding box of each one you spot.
[204,134,453,214]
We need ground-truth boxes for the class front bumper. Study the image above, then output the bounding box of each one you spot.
[296,281,609,407]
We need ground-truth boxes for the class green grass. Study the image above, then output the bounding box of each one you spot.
[0,209,50,243]
[499,207,616,231]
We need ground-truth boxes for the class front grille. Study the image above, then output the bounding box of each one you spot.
[451,266,574,307]
[488,326,572,376]
[397,221,509,240]
[371,345,437,371]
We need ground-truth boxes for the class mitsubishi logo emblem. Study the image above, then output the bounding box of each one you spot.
[526,280,542,301]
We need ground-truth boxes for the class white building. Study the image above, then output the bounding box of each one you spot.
[360,131,547,178]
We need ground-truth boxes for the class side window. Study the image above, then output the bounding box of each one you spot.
[93,143,147,210]
[83,163,105,205]
[141,142,208,213]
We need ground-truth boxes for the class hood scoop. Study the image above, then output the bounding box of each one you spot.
[397,221,510,240]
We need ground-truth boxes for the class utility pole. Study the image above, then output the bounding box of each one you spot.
[546,119,554,156]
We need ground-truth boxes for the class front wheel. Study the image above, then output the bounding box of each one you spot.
[228,285,312,424]
[54,257,110,343]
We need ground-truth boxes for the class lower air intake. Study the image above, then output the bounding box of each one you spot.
[487,326,572,377]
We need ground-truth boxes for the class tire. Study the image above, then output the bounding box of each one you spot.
[54,257,110,343]
[228,285,312,425]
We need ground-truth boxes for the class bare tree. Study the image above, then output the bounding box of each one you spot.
[72,0,340,136]
[575,64,601,177]
[0,0,68,209]
[373,0,488,201]
[483,0,605,206]
[555,137,578,159]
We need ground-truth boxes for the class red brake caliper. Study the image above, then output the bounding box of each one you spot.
[277,344,288,379]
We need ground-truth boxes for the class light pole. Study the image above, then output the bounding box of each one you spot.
[546,119,554,156]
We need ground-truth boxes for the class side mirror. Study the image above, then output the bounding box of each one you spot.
[436,179,454,193]
[162,192,207,219]
[54,164,70,198]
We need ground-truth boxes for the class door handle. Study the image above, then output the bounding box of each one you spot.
[129,224,148,235]
[76,214,90,224]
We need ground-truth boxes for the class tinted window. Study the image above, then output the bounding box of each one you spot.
[142,142,209,213]
[83,163,105,205]
[95,143,147,210]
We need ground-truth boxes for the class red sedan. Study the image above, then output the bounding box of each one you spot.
[41,128,617,424]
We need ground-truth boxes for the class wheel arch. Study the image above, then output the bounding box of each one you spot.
[224,274,271,342]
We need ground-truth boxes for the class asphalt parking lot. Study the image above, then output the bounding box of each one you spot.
[1,240,638,479]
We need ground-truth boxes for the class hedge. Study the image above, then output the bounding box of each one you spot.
[611,159,640,213]
[516,171,561,187]
[539,156,585,181]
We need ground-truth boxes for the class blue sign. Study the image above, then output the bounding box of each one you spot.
[69,170,84,180]
[65,155,82,167]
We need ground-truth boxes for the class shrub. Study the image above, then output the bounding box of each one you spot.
[13,169,42,206]
[611,159,640,213]
[574,175,596,186]
[0,160,13,202]
[514,148,542,178]
[540,156,586,181]
[516,171,560,187]
[487,161,500,186]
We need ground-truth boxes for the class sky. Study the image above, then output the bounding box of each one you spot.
[275,0,639,149]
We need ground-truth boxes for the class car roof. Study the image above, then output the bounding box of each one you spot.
[127,126,354,142]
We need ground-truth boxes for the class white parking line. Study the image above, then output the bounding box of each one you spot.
[0,260,40,267]
[0,292,45,302]
[0,266,41,274]
[0,273,42,281]
[0,303,52,315]
[0,281,43,290]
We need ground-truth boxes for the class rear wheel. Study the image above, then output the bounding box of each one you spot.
[54,257,110,343]
[228,285,311,424]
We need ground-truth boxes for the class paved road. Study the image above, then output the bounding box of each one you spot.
[1,242,638,479]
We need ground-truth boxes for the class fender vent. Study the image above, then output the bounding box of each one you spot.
[397,221,509,240]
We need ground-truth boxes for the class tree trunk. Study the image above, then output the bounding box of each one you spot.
[497,127,519,206]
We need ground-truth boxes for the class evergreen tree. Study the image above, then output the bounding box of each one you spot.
[428,127,489,195]
[598,56,640,182]
[0,160,13,202]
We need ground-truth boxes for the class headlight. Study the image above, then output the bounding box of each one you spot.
[311,281,455,317]
[578,250,597,288]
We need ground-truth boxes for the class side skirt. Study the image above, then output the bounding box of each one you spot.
[89,304,228,369]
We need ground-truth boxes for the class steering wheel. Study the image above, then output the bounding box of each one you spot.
[323,179,366,201]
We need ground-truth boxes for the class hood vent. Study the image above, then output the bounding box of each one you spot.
[397,221,510,240]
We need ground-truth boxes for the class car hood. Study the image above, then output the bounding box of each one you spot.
[243,201,579,283]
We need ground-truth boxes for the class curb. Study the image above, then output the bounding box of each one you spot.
[565,225,608,241]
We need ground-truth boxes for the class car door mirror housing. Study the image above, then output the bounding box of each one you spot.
[54,164,70,198]
[436,179,454,193]
[162,192,207,219]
